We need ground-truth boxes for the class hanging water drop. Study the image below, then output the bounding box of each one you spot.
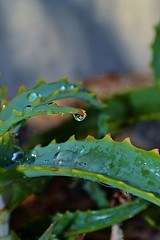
[27,92,39,101]
[73,113,86,122]
[73,109,86,122]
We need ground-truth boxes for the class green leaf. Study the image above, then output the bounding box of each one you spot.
[151,23,160,82]
[39,218,60,240]
[52,198,148,237]
[0,79,105,136]
[29,84,160,147]
[0,105,86,136]
[0,232,21,240]
[83,182,109,208]
[0,168,24,188]
[8,177,51,211]
[0,132,20,167]
[9,135,160,206]
[105,85,160,130]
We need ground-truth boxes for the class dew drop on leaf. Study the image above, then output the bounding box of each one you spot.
[2,104,6,110]
[46,109,53,115]
[69,85,75,90]
[27,92,39,101]
[11,151,24,162]
[60,86,66,91]
[31,150,37,158]
[53,150,76,166]
[24,105,33,111]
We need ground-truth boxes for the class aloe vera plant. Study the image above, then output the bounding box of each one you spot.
[0,22,160,239]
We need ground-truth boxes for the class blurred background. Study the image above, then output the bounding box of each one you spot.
[0,0,160,98]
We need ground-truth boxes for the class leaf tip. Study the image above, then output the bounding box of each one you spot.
[150,148,159,155]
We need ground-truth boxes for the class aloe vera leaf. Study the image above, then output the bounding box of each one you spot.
[83,182,109,208]
[8,177,51,211]
[11,135,160,206]
[28,84,160,148]
[0,104,86,136]
[105,85,160,130]
[39,219,60,240]
[51,198,148,237]
[0,79,104,122]
[0,132,20,167]
[151,23,160,82]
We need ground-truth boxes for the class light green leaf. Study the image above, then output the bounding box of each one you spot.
[10,135,160,206]
[52,198,148,237]
[0,79,105,136]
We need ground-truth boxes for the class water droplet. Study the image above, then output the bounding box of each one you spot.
[46,109,53,115]
[11,151,24,162]
[73,114,86,121]
[53,150,76,166]
[44,160,49,163]
[2,104,6,110]
[80,149,85,154]
[69,85,75,90]
[47,101,57,106]
[60,86,66,91]
[24,105,33,111]
[28,92,39,101]
[31,150,37,158]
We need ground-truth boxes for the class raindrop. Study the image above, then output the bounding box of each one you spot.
[27,92,39,101]
[11,151,24,162]
[2,104,6,110]
[31,150,37,158]
[73,114,86,122]
[53,150,76,166]
[69,85,75,90]
[80,149,85,154]
[24,105,33,111]
[60,86,66,91]
[47,101,57,106]
[46,109,53,115]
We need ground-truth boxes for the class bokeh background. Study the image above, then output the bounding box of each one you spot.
[0,0,160,98]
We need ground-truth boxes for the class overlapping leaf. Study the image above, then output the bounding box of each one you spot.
[51,198,148,237]
[0,79,105,136]
[1,134,159,206]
